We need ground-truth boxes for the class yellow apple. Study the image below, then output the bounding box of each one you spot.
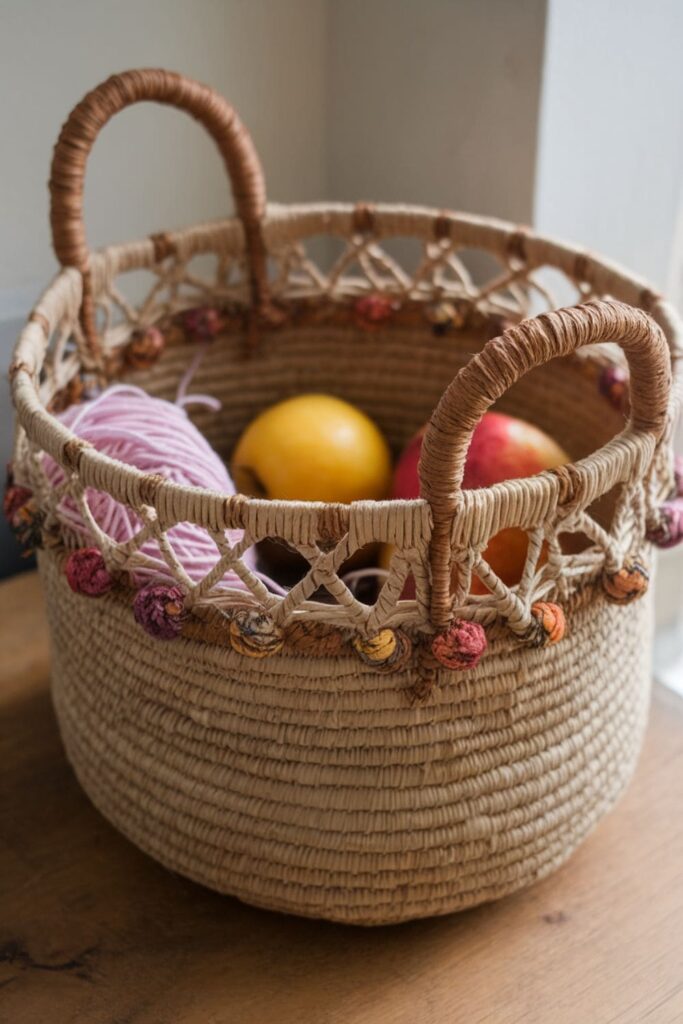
[232,394,392,503]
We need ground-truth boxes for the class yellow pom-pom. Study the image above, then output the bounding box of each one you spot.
[229,609,284,658]
[352,628,412,672]
[425,300,463,335]
[602,559,649,604]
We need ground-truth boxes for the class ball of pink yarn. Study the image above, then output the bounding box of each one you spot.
[44,385,256,591]
[65,547,114,596]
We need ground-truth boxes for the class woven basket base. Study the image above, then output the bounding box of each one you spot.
[40,549,652,925]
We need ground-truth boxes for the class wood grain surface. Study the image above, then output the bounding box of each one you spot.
[1,571,682,1024]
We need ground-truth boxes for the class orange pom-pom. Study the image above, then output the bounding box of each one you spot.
[527,601,566,648]
[602,559,649,604]
[124,326,165,370]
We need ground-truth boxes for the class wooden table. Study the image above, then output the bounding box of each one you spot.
[1,572,682,1024]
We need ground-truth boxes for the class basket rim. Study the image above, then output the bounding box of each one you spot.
[10,202,683,543]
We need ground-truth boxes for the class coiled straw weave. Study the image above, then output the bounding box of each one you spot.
[9,69,682,924]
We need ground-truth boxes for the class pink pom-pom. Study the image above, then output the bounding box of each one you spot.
[4,481,42,555]
[674,455,683,498]
[354,293,398,329]
[133,584,186,639]
[3,484,32,526]
[598,365,628,412]
[65,547,114,597]
[647,498,683,549]
[183,306,223,340]
[431,619,487,670]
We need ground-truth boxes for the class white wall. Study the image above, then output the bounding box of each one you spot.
[327,0,547,221]
[0,0,327,577]
[0,0,328,319]
[535,0,683,288]
[534,0,683,675]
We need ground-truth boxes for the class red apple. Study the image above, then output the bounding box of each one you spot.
[383,412,570,593]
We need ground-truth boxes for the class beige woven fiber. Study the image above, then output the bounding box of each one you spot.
[42,550,652,925]
[9,70,683,925]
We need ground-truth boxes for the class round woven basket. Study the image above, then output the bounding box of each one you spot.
[9,70,682,925]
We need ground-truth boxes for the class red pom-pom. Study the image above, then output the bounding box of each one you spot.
[354,293,398,329]
[431,619,487,670]
[65,547,114,597]
[183,307,223,340]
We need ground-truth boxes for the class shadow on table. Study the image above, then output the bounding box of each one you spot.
[0,683,539,1024]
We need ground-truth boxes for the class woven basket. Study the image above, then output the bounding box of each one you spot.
[9,70,682,926]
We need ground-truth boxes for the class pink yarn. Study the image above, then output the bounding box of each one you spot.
[44,384,259,591]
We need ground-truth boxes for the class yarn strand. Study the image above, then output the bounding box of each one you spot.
[45,384,258,591]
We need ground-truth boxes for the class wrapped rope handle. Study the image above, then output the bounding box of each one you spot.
[49,68,271,366]
[419,299,672,630]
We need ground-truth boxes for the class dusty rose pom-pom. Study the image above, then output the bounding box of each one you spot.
[431,619,487,671]
[354,293,398,329]
[3,484,32,526]
[598,365,629,412]
[6,490,43,555]
[183,306,223,340]
[133,584,186,639]
[646,498,683,549]
[65,547,114,597]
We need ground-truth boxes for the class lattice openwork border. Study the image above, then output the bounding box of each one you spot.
[12,207,678,650]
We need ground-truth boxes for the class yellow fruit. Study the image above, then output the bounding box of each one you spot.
[232,394,392,503]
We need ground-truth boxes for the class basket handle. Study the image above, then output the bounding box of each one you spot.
[49,68,270,366]
[419,299,672,630]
